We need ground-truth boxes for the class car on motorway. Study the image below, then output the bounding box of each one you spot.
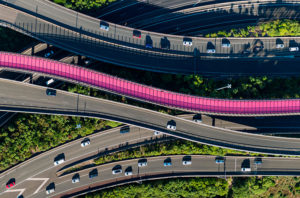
[221,38,231,48]
[112,168,122,175]
[183,40,192,46]
[164,158,172,167]
[167,120,176,131]
[215,157,224,164]
[46,78,55,86]
[241,167,251,172]
[6,181,15,189]
[100,21,109,31]
[89,169,98,178]
[253,40,264,53]
[289,46,299,52]
[46,89,56,96]
[207,48,216,53]
[193,114,202,123]
[145,43,153,48]
[254,158,262,165]
[54,158,65,166]
[133,30,141,38]
[154,131,161,135]
[125,170,133,176]
[138,159,148,167]
[276,43,284,49]
[81,138,91,147]
[72,174,80,183]
[44,50,54,58]
[167,124,176,130]
[120,126,130,134]
[46,183,55,195]
[125,166,133,176]
[182,156,192,165]
[46,188,55,195]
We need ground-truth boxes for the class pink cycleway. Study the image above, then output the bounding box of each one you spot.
[1,52,300,116]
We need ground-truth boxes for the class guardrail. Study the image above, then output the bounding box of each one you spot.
[1,52,300,116]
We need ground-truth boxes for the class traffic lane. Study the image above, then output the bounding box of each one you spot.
[0,80,77,111]
[4,3,300,65]
[0,125,157,194]
[33,156,300,197]
[82,94,300,154]
[2,78,300,155]
[7,1,300,55]
[33,156,224,198]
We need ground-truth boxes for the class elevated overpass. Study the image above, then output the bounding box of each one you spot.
[0,1,300,75]
[1,52,300,116]
[1,78,300,155]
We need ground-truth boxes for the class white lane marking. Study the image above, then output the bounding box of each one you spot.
[5,188,25,197]
[0,134,154,197]
[26,178,49,194]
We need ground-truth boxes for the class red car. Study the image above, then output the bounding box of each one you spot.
[132,30,141,39]
[6,181,15,189]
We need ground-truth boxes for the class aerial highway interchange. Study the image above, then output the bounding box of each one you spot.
[0,0,300,197]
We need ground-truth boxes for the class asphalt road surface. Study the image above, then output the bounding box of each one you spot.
[1,1,300,75]
[0,125,160,198]
[1,78,300,155]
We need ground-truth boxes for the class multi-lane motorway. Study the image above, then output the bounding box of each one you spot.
[2,78,300,155]
[0,125,161,198]
[0,1,300,75]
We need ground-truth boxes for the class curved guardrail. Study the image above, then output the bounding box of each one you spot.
[1,52,300,116]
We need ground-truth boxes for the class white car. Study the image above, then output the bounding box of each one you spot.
[46,188,55,195]
[54,158,65,166]
[81,139,90,147]
[46,78,55,86]
[125,171,133,176]
[72,177,80,183]
[182,160,192,165]
[241,167,251,172]
[154,131,161,135]
[167,124,176,131]
[138,161,147,167]
[183,40,192,46]
[112,169,122,175]
[289,47,299,52]
[207,49,216,53]
[276,44,284,48]
[100,23,109,31]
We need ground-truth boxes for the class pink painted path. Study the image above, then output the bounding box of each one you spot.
[1,52,299,115]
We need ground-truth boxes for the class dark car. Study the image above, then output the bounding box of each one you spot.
[89,169,98,179]
[253,40,264,53]
[133,30,141,38]
[46,89,56,96]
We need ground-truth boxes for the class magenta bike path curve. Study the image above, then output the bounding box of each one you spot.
[1,52,300,116]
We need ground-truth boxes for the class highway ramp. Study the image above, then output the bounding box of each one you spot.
[1,78,300,155]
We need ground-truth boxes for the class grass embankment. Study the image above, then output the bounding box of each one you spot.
[206,19,300,37]
[53,0,117,11]
[0,114,120,171]
[94,139,260,166]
